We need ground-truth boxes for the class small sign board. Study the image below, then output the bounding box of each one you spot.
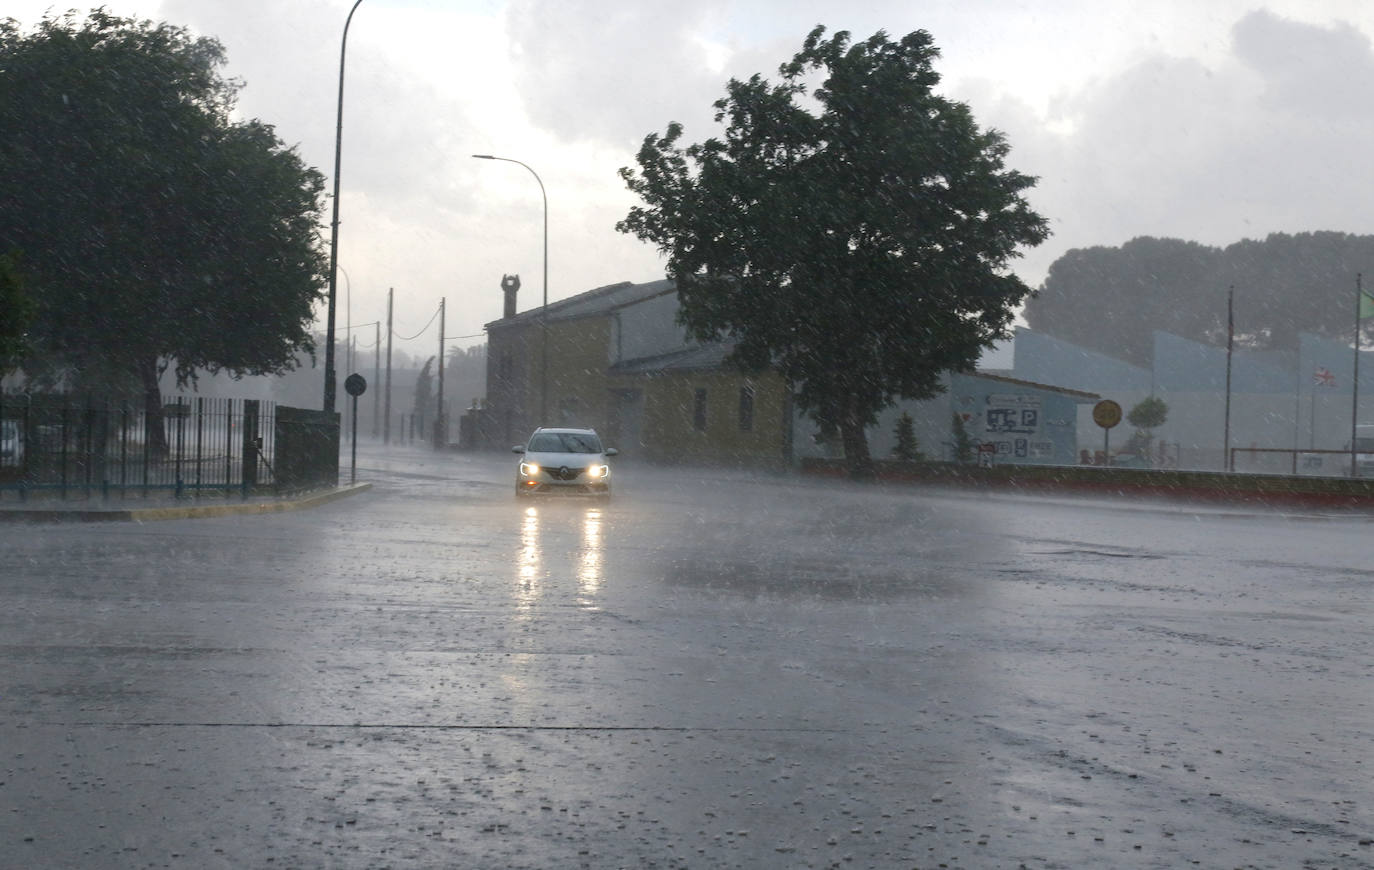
[1092,399,1122,429]
[344,373,367,397]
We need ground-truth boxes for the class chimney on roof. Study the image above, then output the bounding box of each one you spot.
[500,274,520,319]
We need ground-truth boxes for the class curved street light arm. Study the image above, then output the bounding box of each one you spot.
[472,154,549,421]
[324,0,366,413]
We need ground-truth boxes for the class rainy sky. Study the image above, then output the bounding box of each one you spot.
[9,0,1374,360]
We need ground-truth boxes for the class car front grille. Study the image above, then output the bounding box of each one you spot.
[548,465,585,481]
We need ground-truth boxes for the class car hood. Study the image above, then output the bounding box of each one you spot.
[525,451,603,468]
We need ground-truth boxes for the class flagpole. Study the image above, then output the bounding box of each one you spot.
[1292,358,1301,475]
[1223,286,1234,471]
[1353,273,1363,478]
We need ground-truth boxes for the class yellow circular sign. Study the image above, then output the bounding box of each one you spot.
[1093,399,1122,429]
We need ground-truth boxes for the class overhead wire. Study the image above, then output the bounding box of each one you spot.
[392,304,441,341]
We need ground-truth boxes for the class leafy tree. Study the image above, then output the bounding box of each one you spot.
[0,11,327,448]
[1024,237,1220,367]
[413,356,435,424]
[0,252,35,373]
[618,26,1048,480]
[950,413,975,464]
[1126,395,1168,462]
[892,412,922,461]
[444,343,487,410]
[1127,395,1168,431]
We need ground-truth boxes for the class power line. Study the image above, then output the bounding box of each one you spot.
[392,305,441,341]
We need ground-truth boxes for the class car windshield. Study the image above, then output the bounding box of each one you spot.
[528,432,602,454]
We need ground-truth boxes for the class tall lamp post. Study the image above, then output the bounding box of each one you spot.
[324,0,366,414]
[472,154,548,422]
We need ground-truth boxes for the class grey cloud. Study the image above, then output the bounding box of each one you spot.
[160,0,477,215]
[1232,9,1374,117]
[504,0,730,147]
[982,8,1374,287]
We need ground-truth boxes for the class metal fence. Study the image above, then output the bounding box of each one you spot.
[0,395,276,501]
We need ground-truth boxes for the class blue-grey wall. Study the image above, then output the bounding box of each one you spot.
[1012,327,1152,392]
[792,371,1089,466]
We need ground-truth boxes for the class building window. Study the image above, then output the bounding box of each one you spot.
[693,388,708,431]
[738,386,754,432]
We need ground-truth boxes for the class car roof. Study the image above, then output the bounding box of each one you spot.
[531,427,597,436]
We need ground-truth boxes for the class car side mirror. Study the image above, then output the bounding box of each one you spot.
[604,447,618,456]
[512,445,525,454]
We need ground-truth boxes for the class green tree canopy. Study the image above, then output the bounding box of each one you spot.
[618,26,1048,478]
[0,252,35,372]
[0,11,326,423]
[1024,232,1374,367]
[892,411,921,461]
[1127,396,1168,432]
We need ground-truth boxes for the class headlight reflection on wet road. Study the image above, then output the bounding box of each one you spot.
[513,504,606,615]
[515,505,542,618]
[579,508,603,603]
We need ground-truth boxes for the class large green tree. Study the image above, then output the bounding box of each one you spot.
[0,11,326,443]
[618,26,1048,479]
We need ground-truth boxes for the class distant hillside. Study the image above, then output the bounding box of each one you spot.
[1023,232,1374,367]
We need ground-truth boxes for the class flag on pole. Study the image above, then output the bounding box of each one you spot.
[1361,287,1374,319]
[1314,366,1336,387]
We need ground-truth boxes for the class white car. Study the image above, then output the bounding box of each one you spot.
[513,427,616,498]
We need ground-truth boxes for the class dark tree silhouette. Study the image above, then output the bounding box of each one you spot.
[0,12,327,449]
[619,26,1047,479]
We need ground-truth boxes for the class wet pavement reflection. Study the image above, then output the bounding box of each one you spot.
[511,503,606,616]
[2,444,1373,868]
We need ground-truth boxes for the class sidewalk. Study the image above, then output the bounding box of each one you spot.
[0,482,372,523]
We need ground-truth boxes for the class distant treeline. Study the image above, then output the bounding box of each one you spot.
[1023,232,1374,367]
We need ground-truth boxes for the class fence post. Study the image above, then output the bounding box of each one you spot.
[241,400,259,498]
[173,398,186,499]
[225,400,234,499]
[141,401,150,498]
[195,398,205,492]
[120,403,128,499]
[83,398,94,498]
[60,405,69,500]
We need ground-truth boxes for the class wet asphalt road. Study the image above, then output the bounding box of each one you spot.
[2,442,1373,869]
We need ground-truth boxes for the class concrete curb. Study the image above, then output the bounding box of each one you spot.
[799,458,1374,510]
[0,482,373,523]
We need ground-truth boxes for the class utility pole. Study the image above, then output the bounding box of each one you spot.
[1353,273,1363,478]
[384,287,393,445]
[373,320,381,439]
[1223,286,1234,471]
[436,297,446,450]
[324,0,367,413]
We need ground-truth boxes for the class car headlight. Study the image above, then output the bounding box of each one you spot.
[520,462,539,476]
[586,464,608,478]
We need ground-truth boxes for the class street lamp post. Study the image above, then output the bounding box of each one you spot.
[324,0,366,414]
[473,154,548,423]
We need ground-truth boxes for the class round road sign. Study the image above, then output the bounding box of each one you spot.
[344,373,367,397]
[1092,399,1122,429]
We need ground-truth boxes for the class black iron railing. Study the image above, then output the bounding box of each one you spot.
[0,395,276,501]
